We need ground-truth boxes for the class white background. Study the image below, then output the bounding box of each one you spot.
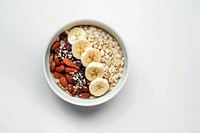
[0,0,200,132]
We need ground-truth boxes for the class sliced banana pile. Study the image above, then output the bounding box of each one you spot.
[68,27,110,97]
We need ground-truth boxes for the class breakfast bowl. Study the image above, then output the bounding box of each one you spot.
[43,20,129,106]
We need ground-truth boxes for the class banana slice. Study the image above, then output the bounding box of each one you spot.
[81,48,101,67]
[89,78,109,96]
[68,27,86,44]
[85,62,105,81]
[72,40,92,59]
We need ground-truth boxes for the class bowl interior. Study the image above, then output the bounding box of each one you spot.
[43,20,129,106]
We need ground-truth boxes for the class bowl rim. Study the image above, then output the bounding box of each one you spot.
[43,19,129,106]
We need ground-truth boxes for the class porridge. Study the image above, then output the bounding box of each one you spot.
[49,25,124,99]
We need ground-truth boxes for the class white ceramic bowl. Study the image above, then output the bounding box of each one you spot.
[43,20,129,106]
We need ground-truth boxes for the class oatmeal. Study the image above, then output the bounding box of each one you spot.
[49,25,124,99]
